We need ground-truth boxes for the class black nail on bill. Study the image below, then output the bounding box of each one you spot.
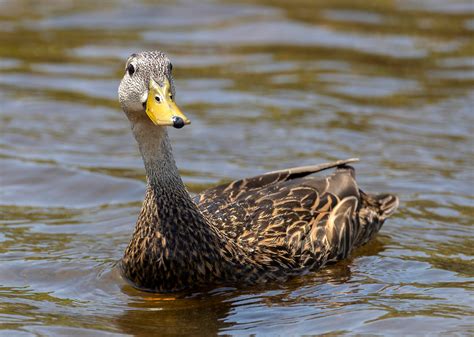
[172,116,185,129]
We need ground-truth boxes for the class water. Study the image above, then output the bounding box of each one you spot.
[1,0,473,335]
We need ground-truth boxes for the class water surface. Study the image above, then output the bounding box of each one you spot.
[1,0,473,336]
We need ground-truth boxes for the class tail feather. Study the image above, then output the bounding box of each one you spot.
[373,193,399,220]
[353,191,399,248]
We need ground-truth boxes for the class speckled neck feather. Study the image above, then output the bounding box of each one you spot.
[132,119,186,195]
[132,120,206,234]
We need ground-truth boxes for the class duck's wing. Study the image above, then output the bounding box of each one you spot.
[194,158,398,267]
[194,158,360,207]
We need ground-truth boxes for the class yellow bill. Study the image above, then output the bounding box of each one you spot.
[145,77,190,128]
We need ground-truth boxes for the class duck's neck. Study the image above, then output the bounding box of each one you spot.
[132,120,201,230]
[134,121,185,195]
[122,120,242,291]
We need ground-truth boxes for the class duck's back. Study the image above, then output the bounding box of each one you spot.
[194,159,398,270]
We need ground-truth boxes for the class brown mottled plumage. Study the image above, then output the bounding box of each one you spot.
[118,51,399,292]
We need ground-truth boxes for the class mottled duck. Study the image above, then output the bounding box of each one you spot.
[118,51,399,292]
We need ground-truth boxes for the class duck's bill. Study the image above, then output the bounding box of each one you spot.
[145,78,190,129]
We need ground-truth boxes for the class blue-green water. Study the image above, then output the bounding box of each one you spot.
[1,1,473,336]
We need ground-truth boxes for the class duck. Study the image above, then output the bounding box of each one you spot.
[118,51,399,292]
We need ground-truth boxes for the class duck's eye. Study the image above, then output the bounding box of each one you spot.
[127,63,135,76]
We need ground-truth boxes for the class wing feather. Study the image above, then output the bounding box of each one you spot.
[191,156,397,273]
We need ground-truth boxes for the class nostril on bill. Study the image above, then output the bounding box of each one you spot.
[172,116,185,129]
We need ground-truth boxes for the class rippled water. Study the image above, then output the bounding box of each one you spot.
[1,0,473,336]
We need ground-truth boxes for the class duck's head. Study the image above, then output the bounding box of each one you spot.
[118,51,190,129]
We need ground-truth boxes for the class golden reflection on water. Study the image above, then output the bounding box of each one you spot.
[0,0,473,336]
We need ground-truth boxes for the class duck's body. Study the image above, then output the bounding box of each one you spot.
[118,51,399,292]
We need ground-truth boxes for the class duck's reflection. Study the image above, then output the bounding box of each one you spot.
[115,285,234,337]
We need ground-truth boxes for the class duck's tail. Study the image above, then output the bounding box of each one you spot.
[371,193,399,220]
[354,191,399,248]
